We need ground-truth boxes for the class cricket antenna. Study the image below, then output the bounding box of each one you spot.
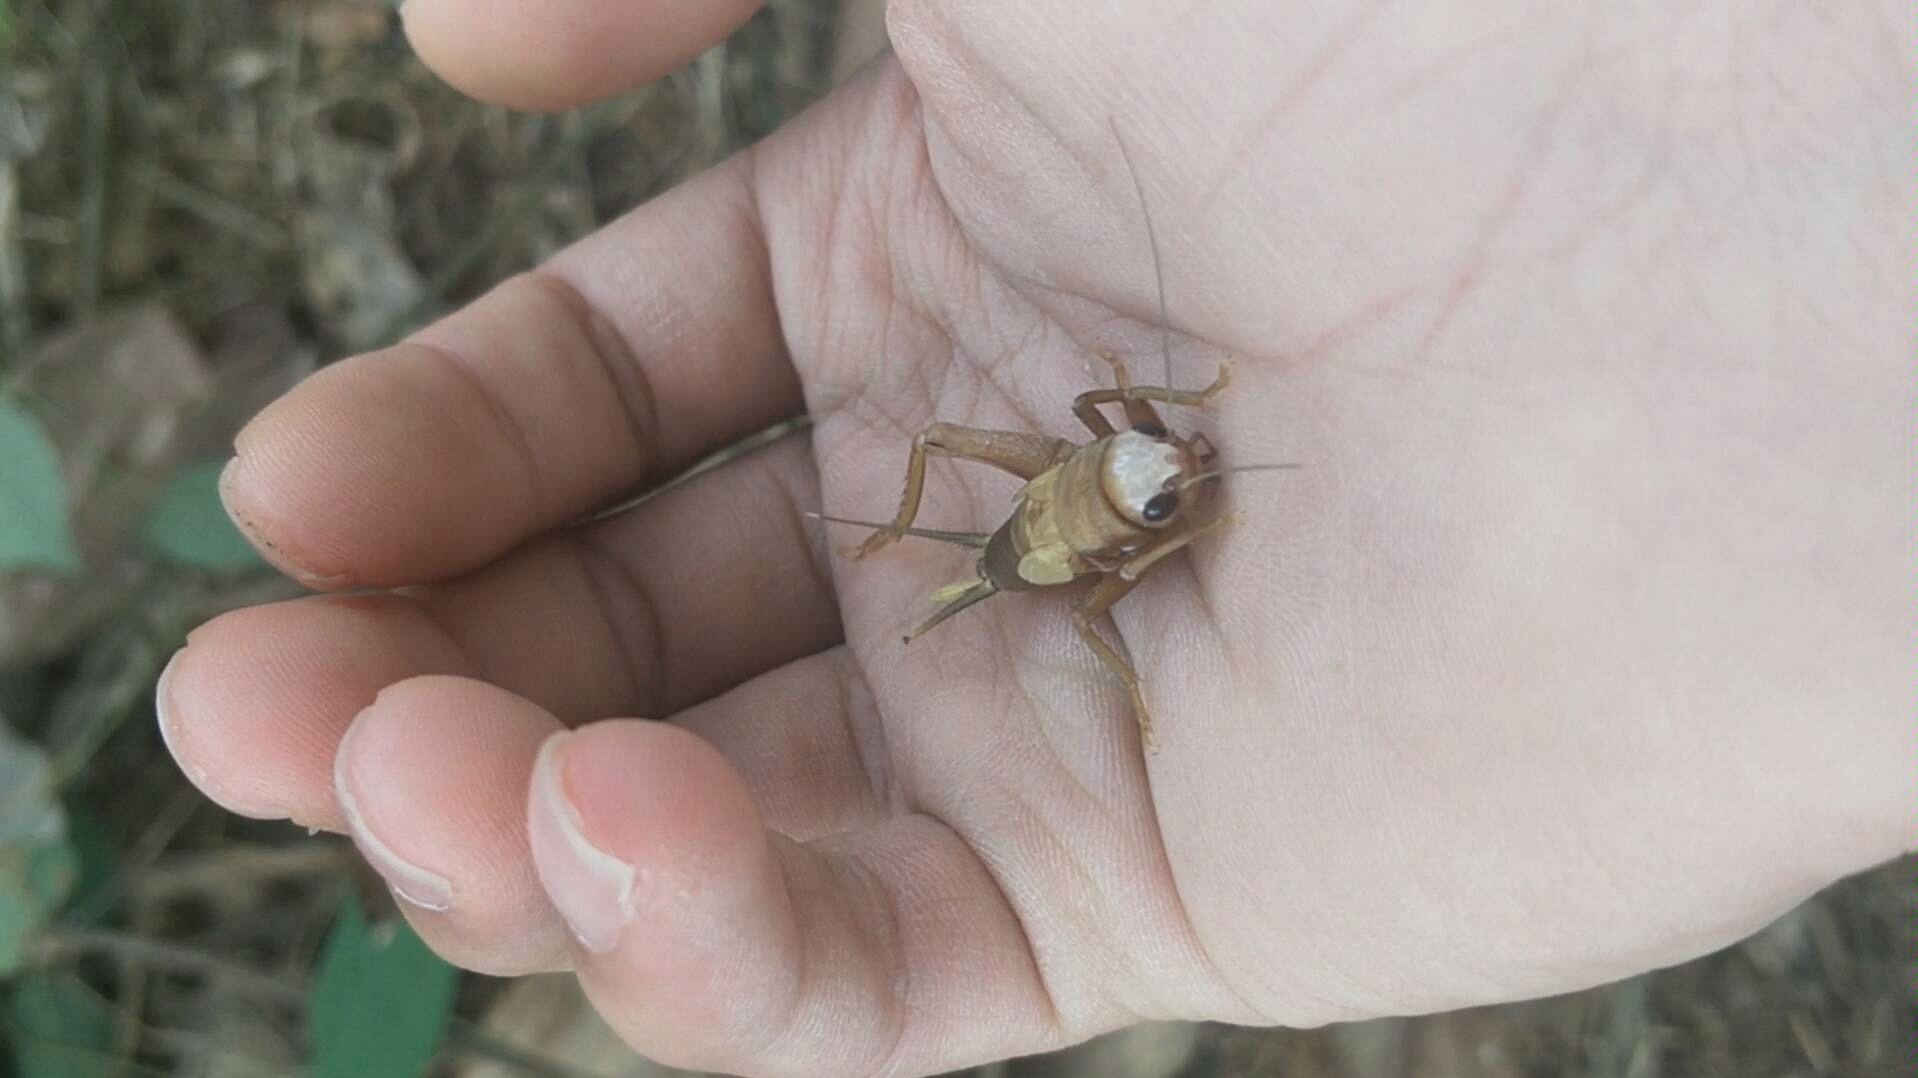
[1178,463,1302,490]
[1108,117,1175,404]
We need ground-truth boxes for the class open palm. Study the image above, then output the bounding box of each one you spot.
[159,2,1911,1075]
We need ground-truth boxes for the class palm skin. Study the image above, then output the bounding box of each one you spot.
[157,2,1911,1076]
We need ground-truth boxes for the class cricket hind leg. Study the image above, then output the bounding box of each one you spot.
[852,423,1070,559]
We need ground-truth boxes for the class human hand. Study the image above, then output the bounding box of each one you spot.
[158,1,1913,1074]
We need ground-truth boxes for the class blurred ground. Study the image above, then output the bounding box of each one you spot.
[0,0,1909,1075]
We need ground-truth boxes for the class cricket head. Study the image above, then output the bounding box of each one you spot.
[1099,426,1299,533]
[1098,427,1220,531]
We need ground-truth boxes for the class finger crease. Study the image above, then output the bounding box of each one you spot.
[834,846,913,1078]
[523,268,665,486]
[564,528,667,716]
[832,651,899,819]
[419,338,548,522]
[921,811,1067,1040]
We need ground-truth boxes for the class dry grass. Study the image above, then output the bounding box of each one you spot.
[0,0,1909,1075]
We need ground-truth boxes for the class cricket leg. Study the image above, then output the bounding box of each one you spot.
[1074,350,1162,436]
[1104,349,1165,433]
[1188,431,1219,470]
[1068,518,1236,750]
[1116,514,1235,582]
[1073,359,1234,437]
[1071,572,1156,750]
[1124,359,1233,410]
[853,423,1071,559]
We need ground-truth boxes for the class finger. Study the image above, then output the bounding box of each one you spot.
[334,676,573,975]
[162,435,841,831]
[221,145,797,591]
[406,433,839,722]
[331,654,893,978]
[527,720,1071,1076]
[401,0,764,111]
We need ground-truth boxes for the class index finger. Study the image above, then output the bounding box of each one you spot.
[221,149,799,590]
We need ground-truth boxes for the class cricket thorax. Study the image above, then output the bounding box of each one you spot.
[995,465,1080,589]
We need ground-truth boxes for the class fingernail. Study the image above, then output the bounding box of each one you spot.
[214,457,276,570]
[527,732,635,954]
[216,456,247,529]
[156,647,292,821]
[218,457,351,590]
[154,648,206,785]
[335,711,454,913]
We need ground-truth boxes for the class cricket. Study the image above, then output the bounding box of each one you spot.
[815,123,1294,750]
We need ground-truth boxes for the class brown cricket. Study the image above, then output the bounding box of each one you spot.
[817,127,1291,749]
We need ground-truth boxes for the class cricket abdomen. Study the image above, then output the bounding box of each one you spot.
[979,524,1037,591]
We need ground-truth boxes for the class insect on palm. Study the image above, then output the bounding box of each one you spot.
[815,122,1295,750]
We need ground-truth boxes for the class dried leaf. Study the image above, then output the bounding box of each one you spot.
[299,1,394,49]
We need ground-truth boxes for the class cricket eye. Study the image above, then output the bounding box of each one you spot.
[1141,491,1179,523]
[1132,420,1168,438]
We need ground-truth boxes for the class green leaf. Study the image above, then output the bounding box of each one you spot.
[5,972,116,1078]
[308,895,458,1078]
[142,460,263,571]
[0,398,79,573]
[56,799,117,916]
[0,729,75,977]
[0,666,52,736]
